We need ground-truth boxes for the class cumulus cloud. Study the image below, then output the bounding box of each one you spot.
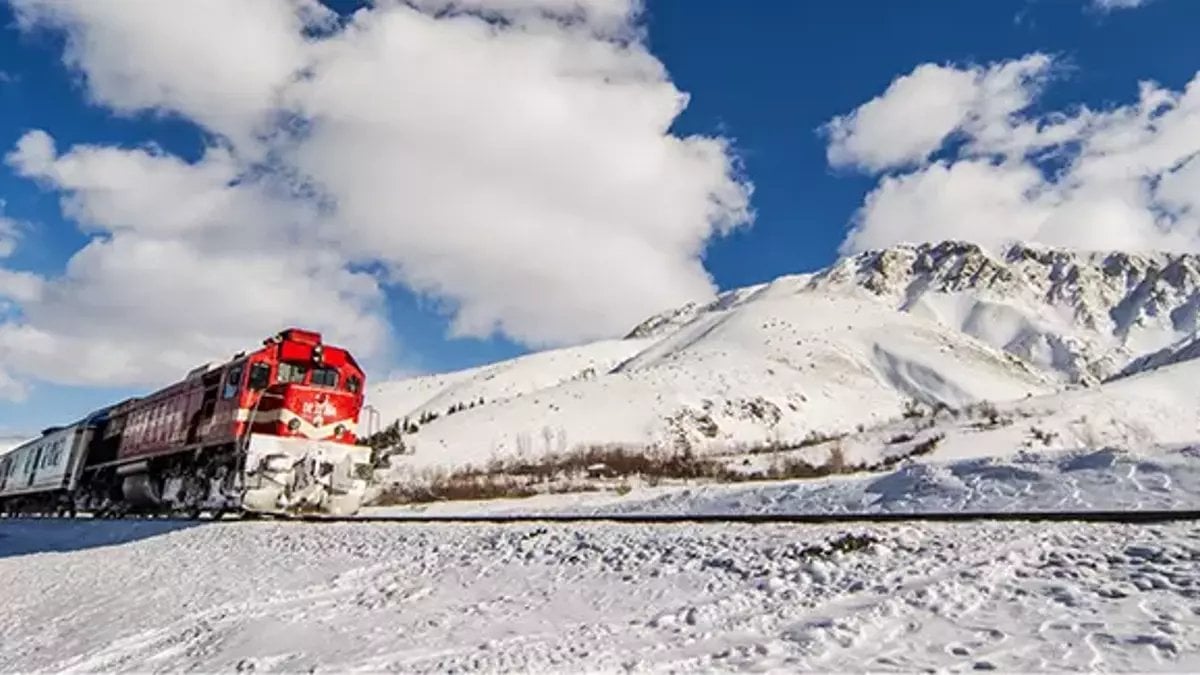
[2,129,391,390]
[404,0,641,35]
[0,368,26,403]
[825,53,1200,255]
[11,0,331,152]
[823,54,1055,172]
[0,203,18,259]
[2,0,751,393]
[1091,0,1153,11]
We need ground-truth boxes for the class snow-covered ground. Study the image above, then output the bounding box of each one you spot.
[2,519,1198,672]
[365,444,1200,519]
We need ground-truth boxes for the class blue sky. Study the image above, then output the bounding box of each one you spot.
[0,0,1197,435]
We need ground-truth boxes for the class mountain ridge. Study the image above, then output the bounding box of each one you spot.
[629,240,1200,382]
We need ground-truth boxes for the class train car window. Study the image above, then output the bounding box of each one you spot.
[346,375,361,393]
[43,441,61,468]
[222,363,245,399]
[248,362,271,390]
[278,362,308,384]
[312,367,339,388]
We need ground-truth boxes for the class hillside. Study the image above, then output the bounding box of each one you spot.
[366,240,1200,485]
[364,338,655,430]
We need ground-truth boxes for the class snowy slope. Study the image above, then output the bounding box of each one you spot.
[368,356,1200,517]
[1116,332,1200,378]
[369,239,1200,479]
[362,338,654,434]
[3,519,1198,672]
[383,292,1055,473]
[810,349,1200,473]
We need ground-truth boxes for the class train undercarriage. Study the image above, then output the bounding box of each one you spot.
[0,435,373,519]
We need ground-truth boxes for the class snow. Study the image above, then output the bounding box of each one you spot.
[1118,332,1200,378]
[359,443,1200,521]
[3,518,1199,672]
[835,351,1200,469]
[366,240,1200,485]
[376,292,1056,475]
[527,445,1200,517]
[360,356,1200,519]
[811,241,1200,383]
[362,337,653,434]
[365,328,1199,513]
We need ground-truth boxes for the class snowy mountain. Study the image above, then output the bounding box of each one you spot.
[366,240,1200,478]
[632,240,1200,384]
[807,241,1200,383]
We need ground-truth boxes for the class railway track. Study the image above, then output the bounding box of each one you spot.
[3,509,1200,525]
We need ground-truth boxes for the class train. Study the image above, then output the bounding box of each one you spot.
[0,328,375,518]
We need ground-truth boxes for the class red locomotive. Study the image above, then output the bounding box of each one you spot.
[0,328,375,518]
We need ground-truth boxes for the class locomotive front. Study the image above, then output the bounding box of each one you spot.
[237,329,374,517]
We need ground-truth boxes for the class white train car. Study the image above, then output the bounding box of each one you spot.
[0,422,95,513]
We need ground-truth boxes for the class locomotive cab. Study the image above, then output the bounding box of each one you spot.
[231,329,372,516]
[236,328,367,445]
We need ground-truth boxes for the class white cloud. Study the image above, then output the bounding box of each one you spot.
[843,159,1055,252]
[826,53,1200,256]
[403,0,642,36]
[0,368,26,402]
[11,0,331,153]
[2,130,391,390]
[0,201,43,310]
[284,4,750,345]
[1091,0,1153,12]
[823,54,1054,172]
[0,205,18,259]
[1,0,751,393]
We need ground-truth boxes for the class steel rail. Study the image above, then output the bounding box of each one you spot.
[7,509,1199,525]
[292,509,1200,525]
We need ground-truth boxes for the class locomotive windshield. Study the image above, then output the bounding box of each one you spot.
[272,362,341,389]
[278,362,307,384]
[312,367,339,388]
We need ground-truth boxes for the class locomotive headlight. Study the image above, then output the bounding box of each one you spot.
[287,418,301,431]
[335,424,347,436]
